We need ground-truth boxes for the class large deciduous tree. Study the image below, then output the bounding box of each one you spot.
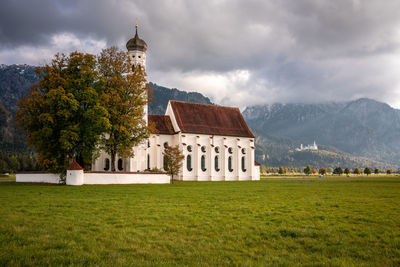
[97,47,150,171]
[17,52,109,174]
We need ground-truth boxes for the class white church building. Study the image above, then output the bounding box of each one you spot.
[91,26,260,181]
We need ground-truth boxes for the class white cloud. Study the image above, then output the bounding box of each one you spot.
[0,32,106,65]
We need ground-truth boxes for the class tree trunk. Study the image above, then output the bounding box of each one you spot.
[170,174,174,184]
[111,152,116,171]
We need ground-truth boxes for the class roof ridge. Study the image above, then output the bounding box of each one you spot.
[169,100,239,110]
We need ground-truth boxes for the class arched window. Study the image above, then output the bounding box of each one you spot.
[104,158,110,171]
[228,156,233,172]
[118,159,123,171]
[201,155,207,172]
[163,155,168,170]
[187,145,192,152]
[163,142,168,148]
[187,155,192,171]
[228,147,233,154]
[215,147,220,153]
[147,154,150,170]
[241,156,246,172]
[241,148,246,154]
[214,156,220,172]
[201,146,206,153]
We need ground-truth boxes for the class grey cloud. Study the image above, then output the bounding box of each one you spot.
[1,0,400,107]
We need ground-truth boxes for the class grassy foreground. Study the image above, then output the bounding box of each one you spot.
[1,178,400,266]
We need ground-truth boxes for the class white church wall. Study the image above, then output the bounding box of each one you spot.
[84,172,169,184]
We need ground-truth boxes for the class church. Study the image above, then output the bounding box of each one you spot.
[91,26,260,181]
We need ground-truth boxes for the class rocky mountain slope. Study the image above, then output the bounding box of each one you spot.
[243,99,400,168]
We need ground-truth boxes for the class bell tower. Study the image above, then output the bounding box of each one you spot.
[126,24,147,70]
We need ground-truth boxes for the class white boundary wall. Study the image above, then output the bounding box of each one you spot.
[84,172,170,184]
[16,172,170,185]
[16,173,60,184]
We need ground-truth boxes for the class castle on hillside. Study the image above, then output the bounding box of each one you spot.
[91,25,260,181]
[295,141,318,151]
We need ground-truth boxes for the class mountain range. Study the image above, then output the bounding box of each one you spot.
[1,64,399,169]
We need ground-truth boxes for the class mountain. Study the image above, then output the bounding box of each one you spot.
[243,99,400,168]
[148,82,212,114]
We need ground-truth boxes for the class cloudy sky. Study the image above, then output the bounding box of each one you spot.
[1,0,400,108]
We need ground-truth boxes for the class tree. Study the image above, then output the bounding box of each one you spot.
[333,167,344,175]
[344,168,351,175]
[364,167,371,175]
[312,168,318,175]
[17,52,109,174]
[278,167,284,175]
[386,169,392,175]
[354,168,361,175]
[374,168,379,174]
[319,168,327,175]
[97,47,150,171]
[163,145,184,184]
[304,165,312,175]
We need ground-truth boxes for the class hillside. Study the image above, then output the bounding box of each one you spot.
[244,100,400,168]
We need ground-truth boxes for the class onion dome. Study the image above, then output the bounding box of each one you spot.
[126,24,147,52]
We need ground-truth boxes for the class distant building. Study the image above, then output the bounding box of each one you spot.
[296,141,318,151]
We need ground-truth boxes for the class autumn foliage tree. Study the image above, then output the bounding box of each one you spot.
[97,47,150,171]
[17,52,109,173]
[163,145,184,184]
[354,168,361,175]
[319,168,327,175]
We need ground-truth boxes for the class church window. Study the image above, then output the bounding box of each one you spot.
[132,55,135,58]
[201,155,206,172]
[138,56,141,58]
[104,158,110,171]
[147,154,150,170]
[118,159,123,171]
[215,147,219,153]
[164,142,168,148]
[228,156,233,172]
[241,156,246,172]
[201,146,206,153]
[187,155,192,171]
[228,147,233,154]
[242,148,246,154]
[187,145,192,152]
[147,141,150,148]
[214,156,220,172]
[163,155,168,170]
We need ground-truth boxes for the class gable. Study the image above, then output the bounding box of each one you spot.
[169,100,254,138]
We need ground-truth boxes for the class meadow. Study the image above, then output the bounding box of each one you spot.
[1,177,400,266]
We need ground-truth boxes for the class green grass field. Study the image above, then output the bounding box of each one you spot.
[1,177,400,266]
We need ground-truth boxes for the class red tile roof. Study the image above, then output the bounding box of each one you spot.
[148,115,175,135]
[170,101,254,138]
[255,160,261,166]
[68,161,83,170]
